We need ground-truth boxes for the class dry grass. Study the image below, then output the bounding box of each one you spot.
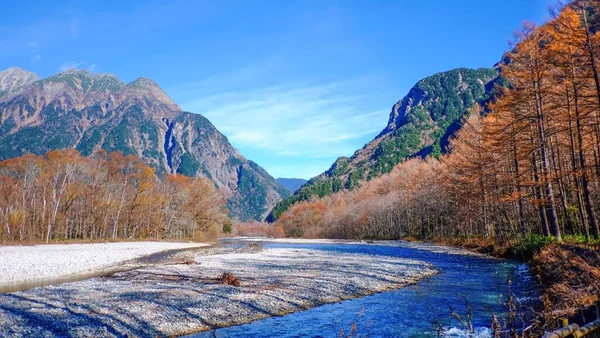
[423,236,600,335]
[530,244,600,318]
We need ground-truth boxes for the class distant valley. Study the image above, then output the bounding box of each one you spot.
[276,178,307,193]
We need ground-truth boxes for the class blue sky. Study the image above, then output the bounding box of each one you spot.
[1,0,556,179]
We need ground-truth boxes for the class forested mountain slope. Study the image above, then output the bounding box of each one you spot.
[274,0,600,244]
[268,67,499,221]
[0,68,289,221]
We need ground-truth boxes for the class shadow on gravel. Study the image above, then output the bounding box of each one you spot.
[0,292,159,337]
[0,270,288,337]
[0,284,280,336]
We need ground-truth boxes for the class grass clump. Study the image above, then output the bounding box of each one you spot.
[509,235,557,261]
[562,234,600,246]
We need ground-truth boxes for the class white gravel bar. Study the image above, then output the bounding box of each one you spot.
[233,236,487,256]
[0,241,205,284]
[0,246,436,337]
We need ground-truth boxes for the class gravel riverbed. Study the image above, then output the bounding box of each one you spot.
[0,244,436,337]
[0,242,206,284]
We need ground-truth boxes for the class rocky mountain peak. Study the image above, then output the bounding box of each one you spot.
[0,67,38,98]
[129,77,160,88]
[267,67,500,222]
[42,69,124,92]
[381,68,497,138]
[115,77,180,114]
[0,67,289,221]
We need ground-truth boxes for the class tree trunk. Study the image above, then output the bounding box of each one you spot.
[533,76,561,240]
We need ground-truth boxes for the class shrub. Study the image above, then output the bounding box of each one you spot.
[509,234,557,260]
[222,221,233,234]
[193,224,221,242]
[272,225,286,238]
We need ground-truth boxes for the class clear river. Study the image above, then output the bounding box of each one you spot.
[190,241,540,338]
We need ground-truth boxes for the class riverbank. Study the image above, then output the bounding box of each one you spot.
[529,244,600,323]
[413,236,600,332]
[258,236,600,333]
[190,240,538,337]
[0,242,436,337]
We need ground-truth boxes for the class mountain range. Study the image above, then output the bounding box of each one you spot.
[0,65,501,223]
[0,67,289,221]
[276,178,308,193]
[268,67,500,221]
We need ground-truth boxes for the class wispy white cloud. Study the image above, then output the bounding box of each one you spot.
[169,57,284,95]
[58,61,96,72]
[58,61,84,71]
[26,42,38,48]
[177,74,390,161]
[168,58,397,178]
[31,54,42,62]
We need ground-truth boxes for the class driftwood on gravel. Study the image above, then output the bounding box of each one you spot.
[219,272,241,287]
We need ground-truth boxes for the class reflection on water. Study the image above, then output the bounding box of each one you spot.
[191,241,540,338]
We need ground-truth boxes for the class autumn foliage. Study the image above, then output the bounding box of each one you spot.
[0,149,229,243]
[277,1,600,243]
[233,220,286,238]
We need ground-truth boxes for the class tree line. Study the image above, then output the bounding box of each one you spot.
[276,1,600,243]
[0,149,229,243]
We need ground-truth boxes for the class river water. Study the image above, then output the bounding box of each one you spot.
[191,241,540,338]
